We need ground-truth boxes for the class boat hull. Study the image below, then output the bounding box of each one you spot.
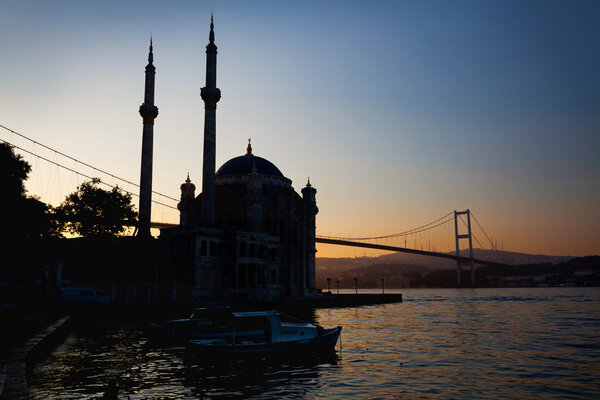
[188,326,342,356]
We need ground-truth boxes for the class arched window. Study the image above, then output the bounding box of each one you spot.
[249,243,255,258]
[201,240,207,256]
[258,244,264,259]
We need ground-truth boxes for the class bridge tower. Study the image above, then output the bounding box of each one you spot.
[138,38,159,238]
[200,14,221,226]
[454,209,475,286]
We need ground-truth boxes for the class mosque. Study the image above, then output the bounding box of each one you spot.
[137,18,318,300]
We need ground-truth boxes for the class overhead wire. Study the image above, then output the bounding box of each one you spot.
[0,124,179,203]
[318,211,455,241]
[0,138,177,210]
[3,122,508,257]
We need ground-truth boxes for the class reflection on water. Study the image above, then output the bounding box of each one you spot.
[29,325,340,399]
[30,288,600,399]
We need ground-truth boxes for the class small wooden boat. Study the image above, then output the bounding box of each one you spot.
[165,305,232,341]
[188,311,342,355]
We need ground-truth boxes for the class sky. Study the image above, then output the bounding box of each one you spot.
[0,0,598,258]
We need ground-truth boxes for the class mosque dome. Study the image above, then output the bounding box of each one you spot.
[216,154,284,177]
[216,139,284,178]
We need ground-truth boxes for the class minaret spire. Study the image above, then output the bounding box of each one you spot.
[148,37,153,63]
[138,38,159,238]
[209,13,215,43]
[200,15,221,226]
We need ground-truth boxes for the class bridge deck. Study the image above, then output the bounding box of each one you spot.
[316,237,510,268]
[148,223,510,267]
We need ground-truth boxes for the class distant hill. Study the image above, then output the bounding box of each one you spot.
[317,249,571,273]
[316,250,574,289]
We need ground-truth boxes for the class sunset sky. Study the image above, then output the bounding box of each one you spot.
[0,0,598,258]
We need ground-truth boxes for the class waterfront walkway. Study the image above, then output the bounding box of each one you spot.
[0,316,72,400]
[0,293,401,399]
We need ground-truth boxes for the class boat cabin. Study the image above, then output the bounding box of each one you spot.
[231,311,318,344]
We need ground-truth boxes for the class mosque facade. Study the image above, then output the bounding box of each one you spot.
[156,19,318,299]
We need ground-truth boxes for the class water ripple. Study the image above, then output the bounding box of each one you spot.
[29,287,600,399]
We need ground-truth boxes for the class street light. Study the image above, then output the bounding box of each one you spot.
[354,276,358,295]
[336,279,339,295]
[326,277,331,293]
[381,277,385,294]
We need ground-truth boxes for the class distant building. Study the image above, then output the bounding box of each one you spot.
[494,275,532,288]
[157,18,318,300]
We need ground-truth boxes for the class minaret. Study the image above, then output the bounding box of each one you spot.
[200,15,221,226]
[138,38,159,238]
[302,179,318,295]
[178,173,196,225]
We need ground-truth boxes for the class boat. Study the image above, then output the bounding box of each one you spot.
[60,287,111,305]
[188,311,342,355]
[164,305,232,341]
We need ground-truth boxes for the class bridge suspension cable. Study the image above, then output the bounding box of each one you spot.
[470,211,506,263]
[318,209,506,267]
[0,138,178,210]
[0,124,179,203]
[455,211,506,264]
[2,123,508,255]
[317,211,455,241]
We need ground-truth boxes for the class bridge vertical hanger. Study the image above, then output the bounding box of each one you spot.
[454,210,475,286]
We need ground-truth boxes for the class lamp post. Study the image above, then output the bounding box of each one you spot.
[381,277,385,294]
[354,277,358,295]
[326,277,331,293]
[336,279,340,294]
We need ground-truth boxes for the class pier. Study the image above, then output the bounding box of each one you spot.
[0,291,401,399]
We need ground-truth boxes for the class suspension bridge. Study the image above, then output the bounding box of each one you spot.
[1,124,511,285]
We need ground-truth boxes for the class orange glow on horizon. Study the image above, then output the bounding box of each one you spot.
[316,243,395,258]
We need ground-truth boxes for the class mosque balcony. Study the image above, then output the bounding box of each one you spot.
[200,87,221,103]
[139,104,159,119]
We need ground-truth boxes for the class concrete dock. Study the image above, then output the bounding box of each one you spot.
[0,292,401,398]
[0,316,72,400]
[248,293,403,310]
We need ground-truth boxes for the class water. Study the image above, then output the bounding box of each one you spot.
[29,288,600,399]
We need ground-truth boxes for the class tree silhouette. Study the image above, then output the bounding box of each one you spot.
[0,142,29,197]
[55,178,137,237]
[0,142,54,240]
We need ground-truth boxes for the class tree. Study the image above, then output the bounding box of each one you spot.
[55,178,137,237]
[0,142,30,198]
[0,142,54,240]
